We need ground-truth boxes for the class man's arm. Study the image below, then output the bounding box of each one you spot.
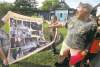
[48,23,63,28]
[0,47,8,65]
[48,17,72,28]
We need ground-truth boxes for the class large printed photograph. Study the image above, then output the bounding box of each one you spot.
[1,11,51,64]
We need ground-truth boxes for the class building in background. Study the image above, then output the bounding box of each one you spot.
[50,0,76,23]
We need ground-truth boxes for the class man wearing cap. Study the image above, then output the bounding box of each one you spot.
[51,3,97,67]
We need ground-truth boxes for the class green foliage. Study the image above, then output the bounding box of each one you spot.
[10,51,58,67]
[14,0,32,10]
[13,0,38,16]
[0,2,13,28]
[0,2,13,19]
[41,0,59,11]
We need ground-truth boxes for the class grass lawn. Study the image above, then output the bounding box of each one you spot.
[2,22,67,67]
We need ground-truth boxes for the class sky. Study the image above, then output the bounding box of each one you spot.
[66,0,100,8]
[0,0,100,8]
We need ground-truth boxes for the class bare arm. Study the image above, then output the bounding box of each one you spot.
[0,48,7,60]
[48,22,64,28]
[0,47,8,65]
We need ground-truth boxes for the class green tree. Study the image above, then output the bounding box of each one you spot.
[41,0,59,11]
[29,0,38,9]
[13,0,38,16]
[0,2,13,28]
[0,2,13,19]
